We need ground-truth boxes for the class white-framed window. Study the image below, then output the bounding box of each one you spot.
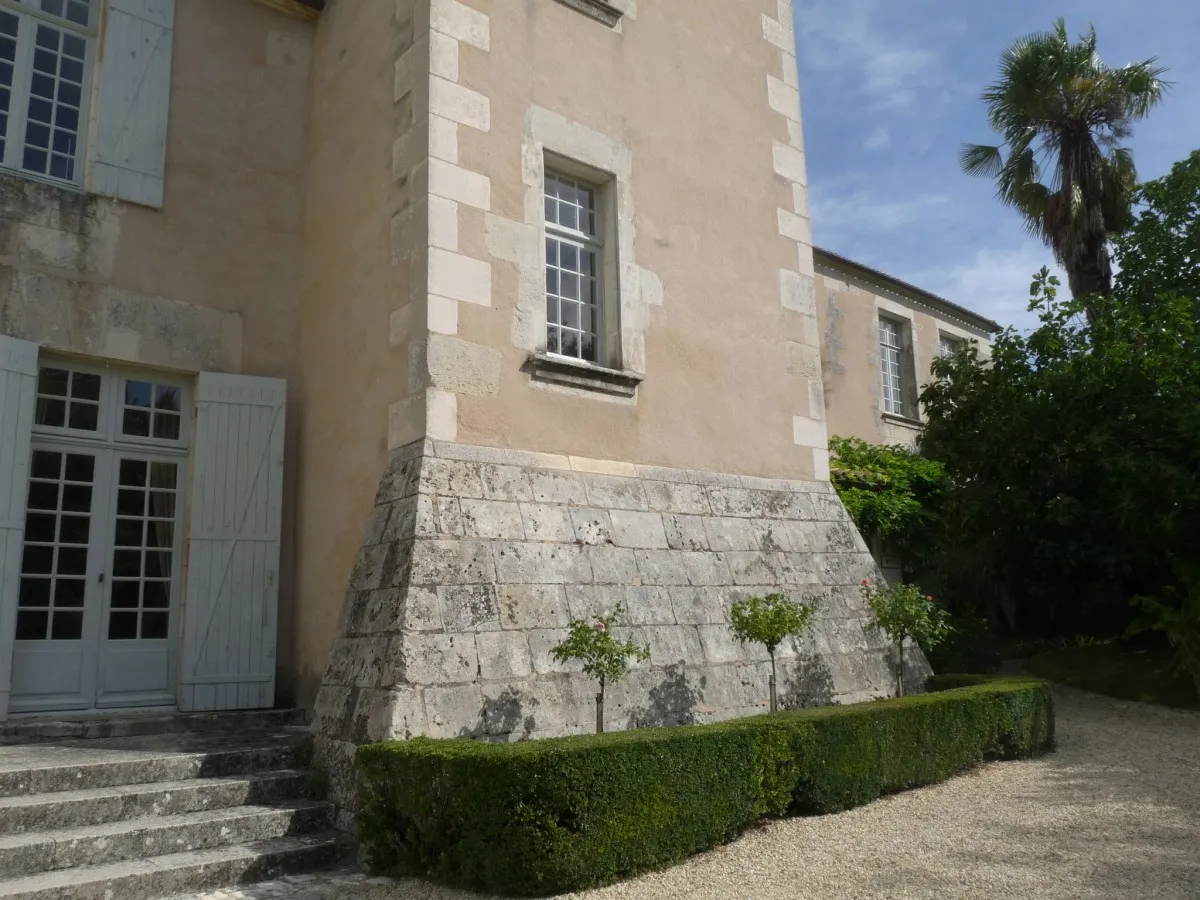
[879,316,909,416]
[938,333,964,357]
[33,359,191,449]
[544,169,605,364]
[0,0,97,187]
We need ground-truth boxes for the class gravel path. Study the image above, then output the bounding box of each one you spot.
[190,686,1200,900]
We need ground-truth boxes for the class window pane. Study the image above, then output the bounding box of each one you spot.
[51,610,82,640]
[35,397,65,427]
[60,57,82,83]
[141,611,169,639]
[115,519,144,547]
[113,549,140,578]
[153,385,181,411]
[149,462,177,489]
[31,450,61,479]
[38,368,69,396]
[545,268,558,297]
[143,580,170,609]
[546,295,558,326]
[22,147,48,174]
[57,546,86,575]
[561,331,580,359]
[0,12,17,39]
[125,381,153,407]
[62,34,84,61]
[19,578,51,608]
[21,545,53,574]
[41,0,66,19]
[152,412,181,441]
[23,512,55,543]
[57,514,88,544]
[29,73,53,100]
[561,272,578,301]
[559,202,578,231]
[120,459,148,487]
[581,335,597,363]
[148,491,175,520]
[108,611,137,640]
[16,610,48,640]
[61,484,91,512]
[561,244,578,271]
[561,301,579,330]
[27,97,50,123]
[54,104,77,131]
[64,453,94,482]
[67,402,97,431]
[33,48,55,75]
[110,580,139,609]
[546,327,559,355]
[117,489,144,517]
[123,407,150,436]
[54,577,84,607]
[145,521,174,550]
[27,481,59,511]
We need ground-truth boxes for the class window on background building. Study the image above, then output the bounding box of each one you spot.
[879,316,909,417]
[544,169,604,364]
[0,0,96,186]
[939,333,964,357]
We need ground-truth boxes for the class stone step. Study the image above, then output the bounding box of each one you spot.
[0,733,310,798]
[0,802,332,879]
[0,711,308,745]
[0,833,350,900]
[0,769,312,835]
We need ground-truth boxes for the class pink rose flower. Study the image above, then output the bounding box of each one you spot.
[861,578,872,586]
[927,595,934,601]
[594,621,606,632]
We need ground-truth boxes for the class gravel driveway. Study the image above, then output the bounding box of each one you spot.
[190,685,1200,900]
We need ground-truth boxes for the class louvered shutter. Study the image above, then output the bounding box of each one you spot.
[91,0,175,207]
[180,373,286,711]
[0,336,38,722]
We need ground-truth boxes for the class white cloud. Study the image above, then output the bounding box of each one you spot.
[863,126,890,150]
[902,244,1067,332]
[795,0,945,111]
[810,189,953,244]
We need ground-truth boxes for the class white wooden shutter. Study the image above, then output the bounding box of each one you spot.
[0,336,38,723]
[180,373,286,711]
[91,0,175,207]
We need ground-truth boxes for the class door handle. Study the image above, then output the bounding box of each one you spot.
[98,572,105,584]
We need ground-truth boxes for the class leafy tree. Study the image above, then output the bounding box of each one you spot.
[921,152,1200,638]
[730,593,817,712]
[960,19,1167,311]
[861,580,951,696]
[829,436,947,580]
[1128,562,1200,699]
[551,610,649,733]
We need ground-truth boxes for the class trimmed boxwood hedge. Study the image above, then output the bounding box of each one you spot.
[356,676,1053,896]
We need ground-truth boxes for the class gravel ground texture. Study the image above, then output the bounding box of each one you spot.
[183,685,1200,900]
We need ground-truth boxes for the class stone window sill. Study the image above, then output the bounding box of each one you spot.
[526,352,643,398]
[553,0,624,28]
[881,412,923,430]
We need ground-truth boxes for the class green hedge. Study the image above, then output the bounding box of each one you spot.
[356,676,1053,896]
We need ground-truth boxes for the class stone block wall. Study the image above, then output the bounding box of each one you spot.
[313,440,930,824]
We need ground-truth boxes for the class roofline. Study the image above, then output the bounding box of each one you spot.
[812,246,1002,334]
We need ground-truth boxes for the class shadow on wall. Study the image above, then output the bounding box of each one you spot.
[629,665,701,728]
[781,653,835,709]
[459,687,538,742]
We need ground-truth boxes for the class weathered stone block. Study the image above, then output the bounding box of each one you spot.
[459,498,526,540]
[624,585,676,625]
[609,510,669,549]
[476,631,534,680]
[420,457,485,498]
[634,549,693,586]
[409,539,495,585]
[396,586,444,633]
[587,545,639,584]
[565,584,625,621]
[669,586,728,625]
[402,633,478,685]
[528,628,581,674]
[644,480,711,515]
[480,464,535,502]
[425,684,485,739]
[439,584,500,632]
[529,470,587,505]
[520,503,575,542]
[497,584,570,630]
[434,497,465,536]
[570,507,613,545]
[583,474,649,510]
[494,542,593,584]
[703,516,763,552]
[643,625,704,668]
[663,514,709,551]
[681,551,732,586]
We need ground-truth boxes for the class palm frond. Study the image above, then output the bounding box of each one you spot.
[959,144,1004,178]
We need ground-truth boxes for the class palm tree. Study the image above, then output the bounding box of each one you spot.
[960,19,1167,314]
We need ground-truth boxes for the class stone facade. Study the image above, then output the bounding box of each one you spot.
[313,439,930,821]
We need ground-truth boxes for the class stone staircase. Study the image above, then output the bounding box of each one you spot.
[0,710,350,899]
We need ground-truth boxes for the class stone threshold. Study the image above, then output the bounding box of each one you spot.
[1,708,308,744]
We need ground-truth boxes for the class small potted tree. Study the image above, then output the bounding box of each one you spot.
[861,578,951,696]
[730,592,818,713]
[551,609,650,733]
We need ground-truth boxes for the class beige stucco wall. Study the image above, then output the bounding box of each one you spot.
[814,266,992,448]
[0,0,314,699]
[388,0,824,482]
[290,0,414,707]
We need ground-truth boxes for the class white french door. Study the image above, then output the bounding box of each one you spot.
[8,359,189,713]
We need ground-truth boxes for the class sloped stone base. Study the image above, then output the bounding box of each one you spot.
[313,440,930,820]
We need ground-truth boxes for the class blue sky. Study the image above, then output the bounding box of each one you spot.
[793,0,1200,331]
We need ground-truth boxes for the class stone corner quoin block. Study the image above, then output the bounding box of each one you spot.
[313,441,925,809]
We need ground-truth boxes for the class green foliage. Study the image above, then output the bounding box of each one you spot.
[923,611,1003,675]
[960,18,1167,301]
[729,593,816,655]
[550,610,649,691]
[1128,561,1200,695]
[1024,637,1198,709]
[829,436,947,575]
[862,581,951,653]
[921,152,1200,637]
[356,678,1054,896]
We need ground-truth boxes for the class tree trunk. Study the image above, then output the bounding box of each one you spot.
[596,675,605,734]
[1064,232,1114,326]
[769,650,778,713]
[897,639,905,698]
